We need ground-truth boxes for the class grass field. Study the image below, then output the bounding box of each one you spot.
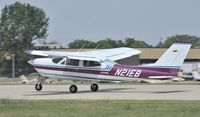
[0,100,200,117]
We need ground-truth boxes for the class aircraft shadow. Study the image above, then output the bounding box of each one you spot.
[25,88,188,96]
[152,90,188,94]
[25,88,133,96]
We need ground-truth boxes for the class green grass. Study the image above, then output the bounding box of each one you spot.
[0,100,200,117]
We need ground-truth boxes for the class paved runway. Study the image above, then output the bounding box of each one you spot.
[0,84,200,100]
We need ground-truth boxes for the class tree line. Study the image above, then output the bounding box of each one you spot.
[68,35,200,49]
[68,38,150,49]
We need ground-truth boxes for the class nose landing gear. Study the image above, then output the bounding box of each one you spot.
[35,76,45,91]
[35,83,42,91]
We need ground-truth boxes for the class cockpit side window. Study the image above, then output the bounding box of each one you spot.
[83,60,101,67]
[52,57,64,64]
[66,59,79,66]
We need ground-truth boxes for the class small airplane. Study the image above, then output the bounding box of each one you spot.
[25,41,191,93]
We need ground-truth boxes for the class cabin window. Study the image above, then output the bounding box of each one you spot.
[83,60,101,67]
[66,59,79,66]
[52,57,64,64]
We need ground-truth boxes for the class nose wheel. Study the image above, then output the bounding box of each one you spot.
[90,83,98,92]
[35,83,42,91]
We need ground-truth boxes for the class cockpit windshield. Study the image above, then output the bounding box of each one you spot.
[52,57,64,64]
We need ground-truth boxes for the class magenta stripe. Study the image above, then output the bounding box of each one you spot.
[35,64,180,79]
[35,66,102,74]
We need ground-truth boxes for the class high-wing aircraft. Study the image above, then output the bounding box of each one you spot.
[26,41,191,93]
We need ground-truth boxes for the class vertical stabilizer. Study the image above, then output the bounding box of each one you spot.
[153,42,191,67]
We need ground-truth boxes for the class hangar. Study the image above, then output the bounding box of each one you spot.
[138,48,200,73]
[139,48,200,63]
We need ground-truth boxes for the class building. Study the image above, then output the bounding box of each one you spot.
[138,48,200,63]
[138,48,200,73]
[34,42,62,49]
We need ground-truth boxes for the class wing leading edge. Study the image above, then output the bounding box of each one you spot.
[25,47,141,62]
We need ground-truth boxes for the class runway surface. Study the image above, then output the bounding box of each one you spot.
[0,84,200,100]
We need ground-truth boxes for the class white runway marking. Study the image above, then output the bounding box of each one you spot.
[0,85,200,100]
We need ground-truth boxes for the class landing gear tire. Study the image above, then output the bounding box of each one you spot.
[69,85,78,93]
[91,83,98,92]
[35,83,42,91]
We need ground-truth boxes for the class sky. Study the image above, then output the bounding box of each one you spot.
[0,0,200,47]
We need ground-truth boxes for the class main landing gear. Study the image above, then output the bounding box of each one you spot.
[69,83,99,93]
[90,83,98,92]
[69,85,78,93]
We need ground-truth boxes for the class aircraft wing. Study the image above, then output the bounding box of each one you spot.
[25,47,141,61]
[25,50,103,61]
[82,47,141,61]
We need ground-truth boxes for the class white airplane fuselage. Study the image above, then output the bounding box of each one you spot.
[30,57,180,83]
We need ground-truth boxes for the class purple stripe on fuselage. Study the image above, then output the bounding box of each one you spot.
[110,65,179,78]
[34,64,180,79]
[35,66,102,74]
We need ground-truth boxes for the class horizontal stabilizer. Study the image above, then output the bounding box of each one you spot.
[148,76,174,79]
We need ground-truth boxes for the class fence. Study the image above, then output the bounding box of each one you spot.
[0,68,35,78]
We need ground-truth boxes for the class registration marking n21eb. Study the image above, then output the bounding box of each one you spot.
[114,69,142,77]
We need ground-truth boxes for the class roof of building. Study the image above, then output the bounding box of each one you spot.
[138,48,200,59]
[51,48,200,60]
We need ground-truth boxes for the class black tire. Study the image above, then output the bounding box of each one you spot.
[90,83,98,92]
[69,85,78,93]
[35,83,42,91]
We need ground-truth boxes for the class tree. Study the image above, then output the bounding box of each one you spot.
[97,38,123,48]
[124,38,150,48]
[130,40,149,48]
[0,2,49,74]
[68,38,151,49]
[155,41,164,48]
[163,34,200,48]
[68,39,97,48]
[124,38,135,47]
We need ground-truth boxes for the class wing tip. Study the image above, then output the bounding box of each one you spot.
[25,50,33,55]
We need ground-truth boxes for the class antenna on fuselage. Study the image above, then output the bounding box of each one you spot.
[77,43,86,53]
